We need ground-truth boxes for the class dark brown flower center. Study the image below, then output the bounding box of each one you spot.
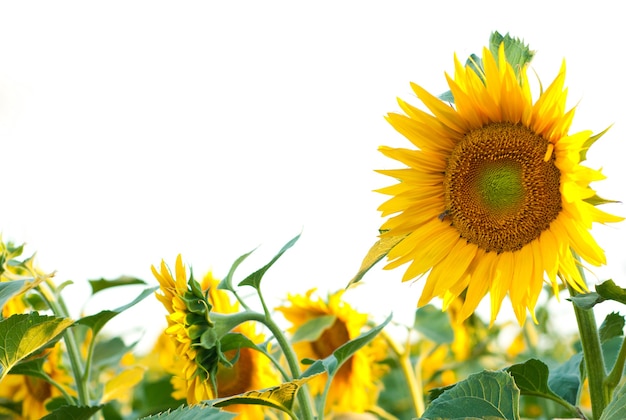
[443,122,562,253]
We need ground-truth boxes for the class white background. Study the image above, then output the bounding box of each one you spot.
[1,1,624,350]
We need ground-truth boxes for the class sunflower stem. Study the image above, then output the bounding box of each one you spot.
[567,281,610,419]
[245,311,316,420]
[37,279,90,406]
[380,328,424,417]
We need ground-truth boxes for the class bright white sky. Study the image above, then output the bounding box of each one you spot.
[1,2,625,349]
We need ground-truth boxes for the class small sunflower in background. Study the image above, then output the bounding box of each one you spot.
[378,32,622,325]
[276,289,387,415]
[153,256,279,419]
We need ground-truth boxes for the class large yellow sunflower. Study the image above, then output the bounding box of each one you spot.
[378,44,622,325]
[153,256,278,419]
[275,289,387,414]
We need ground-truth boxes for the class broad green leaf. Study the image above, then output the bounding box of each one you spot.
[140,404,236,419]
[88,276,146,295]
[218,248,256,292]
[132,376,181,417]
[568,292,604,309]
[77,286,158,335]
[414,304,454,344]
[238,233,300,290]
[0,313,73,381]
[600,379,626,420]
[291,314,337,343]
[0,280,29,309]
[92,336,137,371]
[596,280,626,305]
[420,371,520,420]
[40,405,103,420]
[548,353,583,405]
[600,312,625,343]
[347,234,408,288]
[506,359,577,415]
[580,125,611,162]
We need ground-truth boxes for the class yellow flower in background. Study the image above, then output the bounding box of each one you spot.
[276,289,387,414]
[0,343,73,420]
[378,43,622,325]
[153,256,279,419]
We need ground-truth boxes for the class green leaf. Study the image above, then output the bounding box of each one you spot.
[301,313,392,379]
[580,125,611,162]
[0,280,30,310]
[346,234,408,288]
[76,286,158,335]
[133,376,182,417]
[420,370,520,420]
[506,359,576,414]
[40,405,103,420]
[140,404,237,419]
[584,193,620,206]
[88,276,146,295]
[414,304,454,344]
[568,292,604,309]
[489,31,534,79]
[600,379,626,420]
[217,248,256,292]
[91,336,137,371]
[238,233,300,290]
[596,279,626,305]
[8,356,47,379]
[0,313,73,381]
[548,353,583,405]
[600,312,625,343]
[291,314,336,343]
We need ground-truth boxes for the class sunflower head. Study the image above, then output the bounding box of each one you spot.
[379,35,622,325]
[153,257,279,418]
[276,289,387,414]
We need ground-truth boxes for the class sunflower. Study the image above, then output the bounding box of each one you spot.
[276,289,387,414]
[378,42,622,325]
[0,343,74,420]
[153,256,278,419]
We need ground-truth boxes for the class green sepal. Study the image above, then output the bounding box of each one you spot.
[346,233,408,288]
[580,125,611,162]
[238,233,301,290]
[584,193,620,206]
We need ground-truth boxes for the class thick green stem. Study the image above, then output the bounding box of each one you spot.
[568,282,610,419]
[244,311,316,420]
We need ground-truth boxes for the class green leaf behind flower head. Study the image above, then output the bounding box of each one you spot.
[414,304,454,344]
[0,313,73,382]
[238,233,300,290]
[580,125,611,162]
[347,233,408,288]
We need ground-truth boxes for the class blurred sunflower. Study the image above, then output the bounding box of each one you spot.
[0,343,73,420]
[276,289,387,414]
[378,40,622,325]
[153,256,278,419]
